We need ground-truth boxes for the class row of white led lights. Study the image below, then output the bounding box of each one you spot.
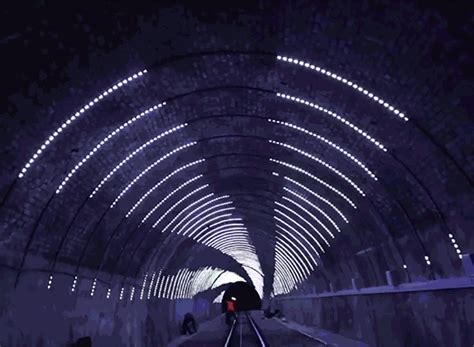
[116,151,349,299]
[162,193,264,298]
[25,55,453,280]
[276,55,463,269]
[120,168,264,298]
[46,266,243,301]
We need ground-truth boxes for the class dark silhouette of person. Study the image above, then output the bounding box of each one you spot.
[182,313,197,335]
[225,298,237,324]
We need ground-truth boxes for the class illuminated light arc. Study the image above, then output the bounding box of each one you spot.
[276,92,387,151]
[275,217,320,266]
[275,206,327,250]
[284,187,340,234]
[282,194,335,238]
[268,118,377,180]
[151,184,209,229]
[110,141,197,207]
[187,211,237,240]
[161,193,215,234]
[284,176,349,223]
[88,124,188,198]
[272,159,357,209]
[177,202,233,236]
[275,247,303,285]
[127,158,205,218]
[276,200,330,247]
[270,139,366,196]
[198,227,248,244]
[172,196,230,235]
[275,234,311,279]
[275,248,302,288]
[140,174,203,225]
[276,55,408,121]
[20,68,149,179]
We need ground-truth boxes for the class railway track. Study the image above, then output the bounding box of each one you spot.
[224,311,266,347]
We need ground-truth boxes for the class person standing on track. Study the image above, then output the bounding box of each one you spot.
[225,297,237,325]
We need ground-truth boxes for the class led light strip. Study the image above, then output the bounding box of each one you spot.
[140,174,203,225]
[275,216,320,263]
[147,272,156,300]
[174,198,231,235]
[199,222,246,237]
[161,276,170,299]
[185,210,235,239]
[268,119,377,180]
[275,247,302,287]
[274,267,291,294]
[270,140,366,196]
[183,270,194,298]
[110,142,196,207]
[173,271,183,299]
[217,247,256,256]
[89,124,188,198]
[197,226,247,244]
[168,273,178,299]
[201,228,248,245]
[209,218,243,228]
[284,176,349,222]
[162,193,215,234]
[198,228,248,246]
[153,270,162,297]
[57,102,166,194]
[89,278,97,297]
[140,272,148,300]
[158,274,166,298]
[284,187,340,234]
[194,219,247,243]
[276,93,387,151]
[127,159,205,217]
[448,233,463,260]
[208,235,251,249]
[177,269,188,299]
[275,245,304,284]
[20,69,148,179]
[130,286,135,301]
[271,158,357,209]
[152,185,209,229]
[274,266,291,293]
[275,227,313,276]
[211,242,253,254]
[282,196,335,239]
[276,224,314,280]
[275,204,328,250]
[275,253,301,291]
[276,55,408,121]
[215,242,255,252]
[177,271,188,299]
[177,269,190,298]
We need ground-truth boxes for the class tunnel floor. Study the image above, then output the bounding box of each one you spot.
[169,311,349,347]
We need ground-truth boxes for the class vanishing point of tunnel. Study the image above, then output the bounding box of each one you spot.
[1,2,473,347]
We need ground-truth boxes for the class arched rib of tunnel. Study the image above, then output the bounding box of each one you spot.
[0,2,473,347]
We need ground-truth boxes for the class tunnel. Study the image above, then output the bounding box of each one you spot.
[1,1,473,347]
[221,282,262,312]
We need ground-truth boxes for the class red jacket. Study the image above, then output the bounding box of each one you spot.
[226,300,235,312]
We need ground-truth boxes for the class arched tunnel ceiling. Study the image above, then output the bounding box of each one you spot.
[1,2,473,299]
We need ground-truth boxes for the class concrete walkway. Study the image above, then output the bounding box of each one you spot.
[273,316,370,347]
